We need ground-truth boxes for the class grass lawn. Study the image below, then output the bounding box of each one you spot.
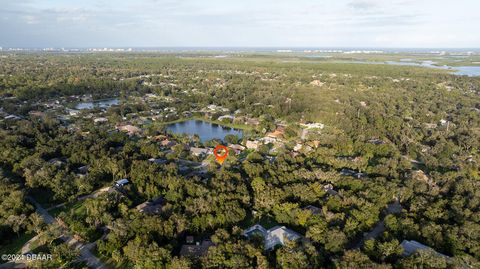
[94,249,130,269]
[0,232,35,256]
[48,200,83,218]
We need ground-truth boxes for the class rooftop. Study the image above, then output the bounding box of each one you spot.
[243,224,303,250]
[179,239,214,257]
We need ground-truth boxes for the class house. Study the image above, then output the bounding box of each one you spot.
[136,196,164,215]
[412,170,435,187]
[160,139,176,148]
[190,147,211,157]
[229,144,245,154]
[323,184,339,196]
[340,169,366,179]
[77,165,88,174]
[246,140,260,150]
[148,158,167,165]
[400,240,449,258]
[48,158,66,166]
[245,117,260,126]
[367,138,385,145]
[217,115,234,121]
[243,224,303,250]
[117,124,141,136]
[179,239,214,257]
[151,135,167,141]
[182,111,193,117]
[4,114,21,121]
[266,126,285,140]
[261,136,277,144]
[293,143,302,152]
[115,178,130,187]
[303,205,322,215]
[94,117,108,123]
[301,122,325,129]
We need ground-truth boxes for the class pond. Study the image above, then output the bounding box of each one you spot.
[74,98,119,110]
[166,119,243,142]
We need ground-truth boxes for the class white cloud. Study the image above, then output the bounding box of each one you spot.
[0,0,479,47]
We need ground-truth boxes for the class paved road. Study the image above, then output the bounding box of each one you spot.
[20,234,41,254]
[353,199,402,249]
[25,197,107,269]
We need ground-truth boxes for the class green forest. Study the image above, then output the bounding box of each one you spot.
[0,52,479,269]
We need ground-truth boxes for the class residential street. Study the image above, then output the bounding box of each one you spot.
[24,197,107,269]
[353,199,402,249]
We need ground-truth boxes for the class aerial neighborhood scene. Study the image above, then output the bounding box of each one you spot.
[0,0,480,269]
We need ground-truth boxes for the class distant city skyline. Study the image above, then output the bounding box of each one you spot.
[1,0,479,48]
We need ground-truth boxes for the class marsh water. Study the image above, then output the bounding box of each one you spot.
[328,59,480,77]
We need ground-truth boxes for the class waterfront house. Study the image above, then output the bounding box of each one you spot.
[218,115,235,122]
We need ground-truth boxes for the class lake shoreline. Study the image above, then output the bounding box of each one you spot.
[158,116,253,131]
[162,118,248,142]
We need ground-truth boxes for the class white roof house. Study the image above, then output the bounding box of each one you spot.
[115,178,130,187]
[190,147,211,157]
[94,117,108,123]
[400,240,449,258]
[243,224,302,250]
[218,115,235,121]
[246,140,260,150]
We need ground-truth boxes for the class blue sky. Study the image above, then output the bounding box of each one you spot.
[1,0,479,48]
